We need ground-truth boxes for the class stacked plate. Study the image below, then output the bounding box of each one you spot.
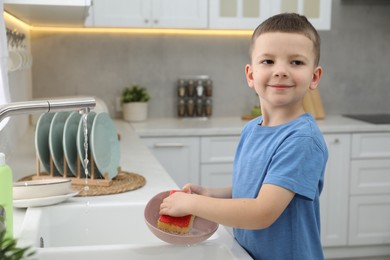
[35,111,120,180]
[13,178,78,208]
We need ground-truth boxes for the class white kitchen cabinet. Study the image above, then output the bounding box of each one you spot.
[200,136,239,163]
[209,0,332,30]
[201,164,233,188]
[351,133,390,159]
[4,0,91,27]
[141,137,200,187]
[200,136,239,187]
[348,133,390,246]
[350,159,390,195]
[320,134,351,247]
[349,195,390,245]
[209,0,276,29]
[89,0,208,28]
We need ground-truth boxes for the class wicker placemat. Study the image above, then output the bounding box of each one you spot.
[73,171,146,196]
[18,171,146,197]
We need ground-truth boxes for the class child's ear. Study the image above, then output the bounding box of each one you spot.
[309,66,323,90]
[245,64,255,88]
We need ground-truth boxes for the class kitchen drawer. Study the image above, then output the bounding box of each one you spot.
[351,133,390,159]
[351,159,390,195]
[200,164,233,188]
[200,136,239,163]
[349,195,390,245]
[142,137,200,187]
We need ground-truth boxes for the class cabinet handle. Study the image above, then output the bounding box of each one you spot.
[144,19,149,23]
[154,20,158,24]
[333,138,340,144]
[154,143,185,148]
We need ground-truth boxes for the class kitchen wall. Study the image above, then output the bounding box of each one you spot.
[31,0,390,118]
[0,16,32,157]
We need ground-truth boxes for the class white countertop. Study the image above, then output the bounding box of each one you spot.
[131,115,390,137]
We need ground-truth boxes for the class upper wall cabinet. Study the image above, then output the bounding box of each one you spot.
[87,0,208,28]
[209,0,332,30]
[4,0,91,27]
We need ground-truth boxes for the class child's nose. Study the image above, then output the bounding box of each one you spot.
[273,65,289,78]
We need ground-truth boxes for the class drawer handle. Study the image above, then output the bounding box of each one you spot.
[154,143,185,148]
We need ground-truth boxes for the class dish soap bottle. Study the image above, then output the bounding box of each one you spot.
[0,153,13,238]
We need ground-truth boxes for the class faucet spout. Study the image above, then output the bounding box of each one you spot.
[0,97,96,123]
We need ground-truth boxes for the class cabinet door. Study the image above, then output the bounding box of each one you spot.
[201,164,233,188]
[350,159,390,195]
[90,0,207,28]
[351,133,390,159]
[209,0,332,30]
[142,137,199,187]
[320,134,351,247]
[273,0,332,30]
[349,195,390,245]
[152,0,208,28]
[209,0,276,29]
[200,136,240,163]
[92,0,151,27]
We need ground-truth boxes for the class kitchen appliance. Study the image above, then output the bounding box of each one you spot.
[343,114,390,124]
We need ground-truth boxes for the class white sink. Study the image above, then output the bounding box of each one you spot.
[22,202,161,247]
[17,201,252,260]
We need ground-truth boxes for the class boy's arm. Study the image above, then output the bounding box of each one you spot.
[160,184,294,229]
[183,183,232,199]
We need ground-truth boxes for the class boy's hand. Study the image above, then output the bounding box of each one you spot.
[159,191,192,217]
[183,183,210,196]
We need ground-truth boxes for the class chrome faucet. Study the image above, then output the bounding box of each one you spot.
[0,97,96,123]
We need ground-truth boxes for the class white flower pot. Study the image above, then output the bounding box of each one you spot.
[123,102,148,122]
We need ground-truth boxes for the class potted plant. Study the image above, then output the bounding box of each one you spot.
[1,206,35,260]
[121,84,150,122]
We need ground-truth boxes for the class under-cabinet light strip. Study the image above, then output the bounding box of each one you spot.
[3,11,30,31]
[3,11,252,37]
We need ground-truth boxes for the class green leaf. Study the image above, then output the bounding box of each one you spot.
[0,229,36,260]
[121,84,150,103]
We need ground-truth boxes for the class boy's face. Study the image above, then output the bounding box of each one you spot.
[246,32,322,112]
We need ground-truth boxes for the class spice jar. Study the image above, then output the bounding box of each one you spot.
[187,98,195,117]
[205,80,213,97]
[196,80,204,97]
[187,80,195,97]
[178,98,185,117]
[178,79,186,97]
[205,98,212,117]
[196,98,203,116]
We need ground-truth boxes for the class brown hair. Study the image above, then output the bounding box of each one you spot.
[249,13,321,66]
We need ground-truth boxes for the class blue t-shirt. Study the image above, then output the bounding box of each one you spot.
[232,113,328,260]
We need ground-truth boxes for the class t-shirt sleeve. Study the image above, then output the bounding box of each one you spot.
[263,136,326,200]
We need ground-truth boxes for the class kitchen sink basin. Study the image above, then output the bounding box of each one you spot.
[17,201,252,260]
[21,202,161,247]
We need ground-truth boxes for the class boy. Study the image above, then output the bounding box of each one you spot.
[160,13,328,260]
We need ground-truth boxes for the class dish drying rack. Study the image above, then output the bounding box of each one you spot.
[29,153,146,197]
[34,153,113,187]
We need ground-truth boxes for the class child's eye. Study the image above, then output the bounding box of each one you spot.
[261,59,273,65]
[291,60,304,65]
